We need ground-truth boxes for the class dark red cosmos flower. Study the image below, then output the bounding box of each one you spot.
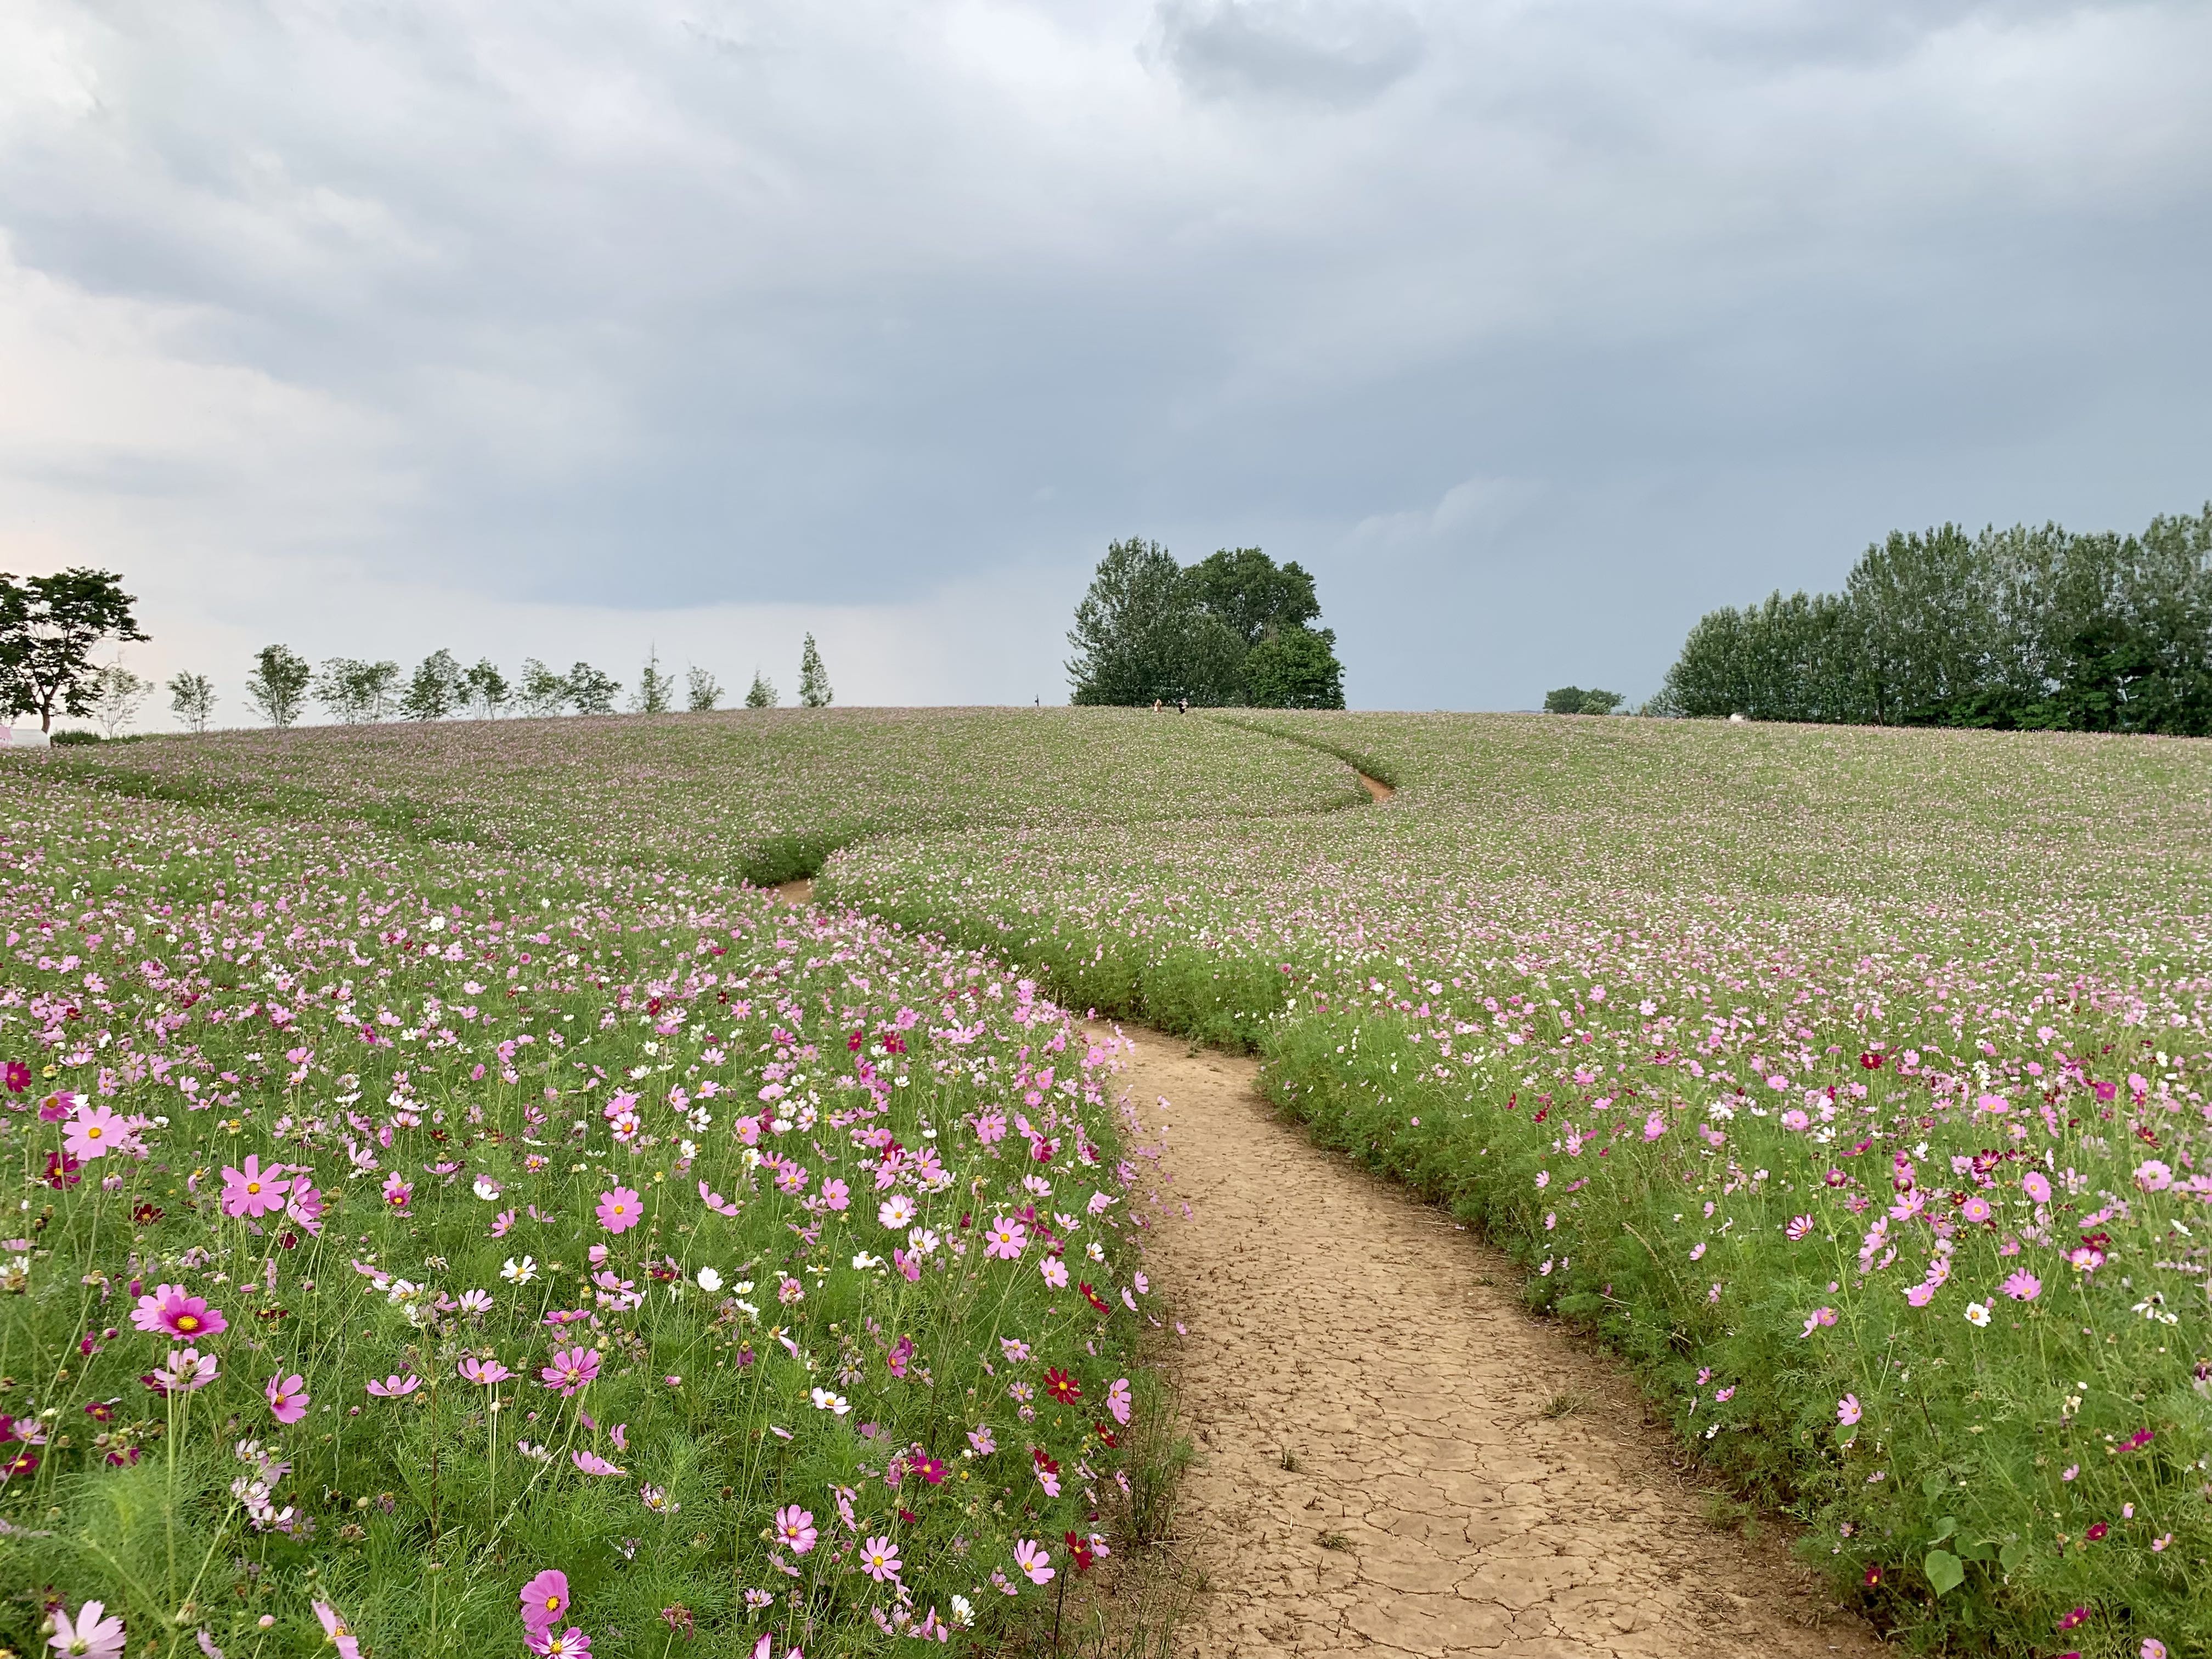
[3,1059,28,1092]
[132,1203,163,1226]
[84,1399,117,1423]
[2085,1523,2108,1542]
[1064,1530,1096,1572]
[1044,1367,1082,1404]
[1093,1422,1120,1448]
[1862,1565,1882,1587]
[848,1030,865,1052]
[43,1150,81,1189]
[1031,1448,1061,1477]
[1079,1282,1112,1316]
[1859,1051,1885,1070]
[2057,1606,2091,1632]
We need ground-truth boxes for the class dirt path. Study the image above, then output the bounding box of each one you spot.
[1108,1023,1879,1659]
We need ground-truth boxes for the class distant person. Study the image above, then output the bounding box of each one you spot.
[1177,697,1188,715]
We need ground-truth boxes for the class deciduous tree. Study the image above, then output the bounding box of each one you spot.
[0,568,148,732]
[167,671,217,733]
[244,645,312,727]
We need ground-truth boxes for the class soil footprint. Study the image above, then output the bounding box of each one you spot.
[1108,1022,1881,1659]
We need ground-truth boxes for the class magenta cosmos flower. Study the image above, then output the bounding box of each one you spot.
[774,1505,817,1554]
[519,1568,572,1635]
[595,1186,643,1234]
[219,1155,290,1220]
[62,1101,130,1163]
[2000,1269,2042,1302]
[131,1284,227,1341]
[459,1356,514,1386]
[49,1598,126,1658]
[541,1346,602,1397]
[265,1373,309,1424]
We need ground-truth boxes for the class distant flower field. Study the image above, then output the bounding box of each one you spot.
[0,769,1161,1657]
[40,707,1361,883]
[13,707,2212,1657]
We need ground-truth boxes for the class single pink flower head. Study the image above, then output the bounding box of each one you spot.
[595,1186,642,1234]
[2000,1268,2042,1302]
[2136,1159,2174,1193]
[380,1172,413,1211]
[983,1216,1028,1260]
[365,1373,421,1398]
[528,1631,592,1658]
[312,1601,363,1659]
[265,1373,309,1424]
[1837,1393,1862,1427]
[1014,1537,1054,1585]
[858,1534,902,1583]
[2023,1170,2053,1204]
[220,1154,291,1220]
[541,1346,602,1397]
[460,1356,514,1386]
[572,1448,624,1476]
[519,1568,571,1635]
[774,1505,818,1555]
[63,1100,130,1163]
[131,1284,227,1341]
[1106,1378,1133,1426]
[49,1598,127,1659]
[151,1347,219,1394]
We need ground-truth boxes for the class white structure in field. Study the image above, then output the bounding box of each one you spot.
[1,727,52,748]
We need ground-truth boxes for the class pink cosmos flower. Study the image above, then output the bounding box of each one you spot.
[821,1177,850,1211]
[265,1373,309,1425]
[775,1504,818,1554]
[596,1186,642,1234]
[519,1568,571,1635]
[380,1173,414,1212]
[2000,1269,2042,1302]
[1800,1307,1837,1338]
[285,1177,326,1234]
[527,1630,592,1657]
[541,1346,602,1397]
[1837,1393,1861,1427]
[151,1347,219,1394]
[63,1100,129,1163]
[132,1284,228,1341]
[1014,1538,1054,1585]
[1785,1214,1815,1241]
[460,1357,514,1385]
[1960,1194,1993,1224]
[312,1602,362,1659]
[983,1216,1028,1260]
[48,1598,126,1659]
[1040,1256,1070,1290]
[365,1374,421,1398]
[2136,1159,2174,1193]
[2023,1170,2053,1204]
[220,1155,291,1220]
[572,1449,624,1476]
[967,1424,996,1455]
[859,1535,902,1583]
[1107,1378,1132,1426]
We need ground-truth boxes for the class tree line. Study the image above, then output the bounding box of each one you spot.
[1065,540,1346,707]
[1654,504,2212,732]
[0,569,835,736]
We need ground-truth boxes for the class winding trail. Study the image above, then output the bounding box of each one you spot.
[1109,1024,1880,1659]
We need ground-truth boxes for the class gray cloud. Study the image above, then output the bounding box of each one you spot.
[1,0,2208,717]
[1149,0,1424,105]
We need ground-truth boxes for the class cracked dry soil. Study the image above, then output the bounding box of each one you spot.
[1108,1022,1883,1659]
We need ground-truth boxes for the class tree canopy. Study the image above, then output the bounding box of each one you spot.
[0,568,147,732]
[1066,540,1345,707]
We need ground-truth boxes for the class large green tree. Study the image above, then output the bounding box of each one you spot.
[0,568,148,732]
[1066,539,1344,707]
[244,645,312,727]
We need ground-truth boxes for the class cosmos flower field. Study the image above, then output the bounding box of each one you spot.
[13,707,2212,1657]
[0,765,1166,1658]
[828,712,2212,1657]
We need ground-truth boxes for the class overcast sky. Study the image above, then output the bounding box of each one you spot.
[4,0,2209,721]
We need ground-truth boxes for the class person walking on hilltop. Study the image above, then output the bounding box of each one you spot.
[1177,696,1188,714]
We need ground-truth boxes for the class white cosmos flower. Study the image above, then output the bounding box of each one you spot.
[500,1255,538,1285]
[472,1175,502,1201]
[696,1266,724,1294]
[810,1387,850,1415]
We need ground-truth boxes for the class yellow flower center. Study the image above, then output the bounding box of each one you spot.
[87,1126,103,1139]
[177,1314,200,1331]
[246,1181,261,1194]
